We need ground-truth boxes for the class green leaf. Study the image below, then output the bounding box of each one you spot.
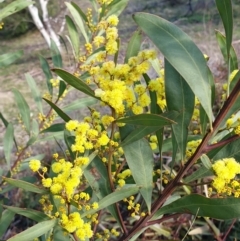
[218,71,240,130]
[3,123,14,169]
[53,224,71,241]
[26,136,38,147]
[66,2,89,43]
[134,13,212,125]
[215,0,233,57]
[212,137,240,161]
[0,113,18,152]
[106,0,129,18]
[58,80,67,98]
[39,56,53,95]
[41,123,65,133]
[183,166,212,183]
[124,30,142,63]
[129,227,148,241]
[37,132,64,142]
[31,119,39,137]
[0,0,33,20]
[7,219,57,241]
[199,67,215,135]
[0,201,2,220]
[4,178,48,194]
[64,130,75,160]
[50,39,62,68]
[123,139,154,212]
[71,2,88,22]
[82,186,139,217]
[52,68,98,99]
[119,123,136,143]
[84,156,121,224]
[25,73,43,113]
[153,194,240,220]
[0,50,23,67]
[200,154,212,170]
[43,98,71,122]
[59,35,69,55]
[199,105,209,135]
[66,15,80,58]
[116,112,178,126]
[156,128,164,155]
[84,157,111,196]
[165,59,194,160]
[0,112,8,127]
[171,133,178,165]
[3,206,49,222]
[215,31,238,72]
[62,97,97,113]
[12,88,31,133]
[121,126,161,147]
[0,210,15,237]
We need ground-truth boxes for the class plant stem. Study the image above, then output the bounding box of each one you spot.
[107,109,128,235]
[222,219,236,241]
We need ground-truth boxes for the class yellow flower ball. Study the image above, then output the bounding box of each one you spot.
[97,133,110,146]
[52,162,63,173]
[66,120,79,131]
[29,159,41,172]
[107,15,119,26]
[42,178,52,188]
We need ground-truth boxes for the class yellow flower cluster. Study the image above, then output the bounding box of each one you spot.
[148,69,166,110]
[234,125,240,135]
[212,158,240,197]
[44,158,84,200]
[97,0,113,5]
[61,212,93,240]
[38,112,56,131]
[226,116,235,129]
[29,154,99,240]
[117,169,132,187]
[0,22,4,29]
[76,14,164,119]
[186,139,202,158]
[91,50,156,115]
[66,120,110,153]
[153,169,172,184]
[50,78,59,87]
[96,228,120,241]
[149,135,158,150]
[123,196,146,217]
[189,97,201,134]
[225,115,240,135]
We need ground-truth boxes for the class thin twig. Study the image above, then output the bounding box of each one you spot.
[145,213,180,226]
[222,219,236,241]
